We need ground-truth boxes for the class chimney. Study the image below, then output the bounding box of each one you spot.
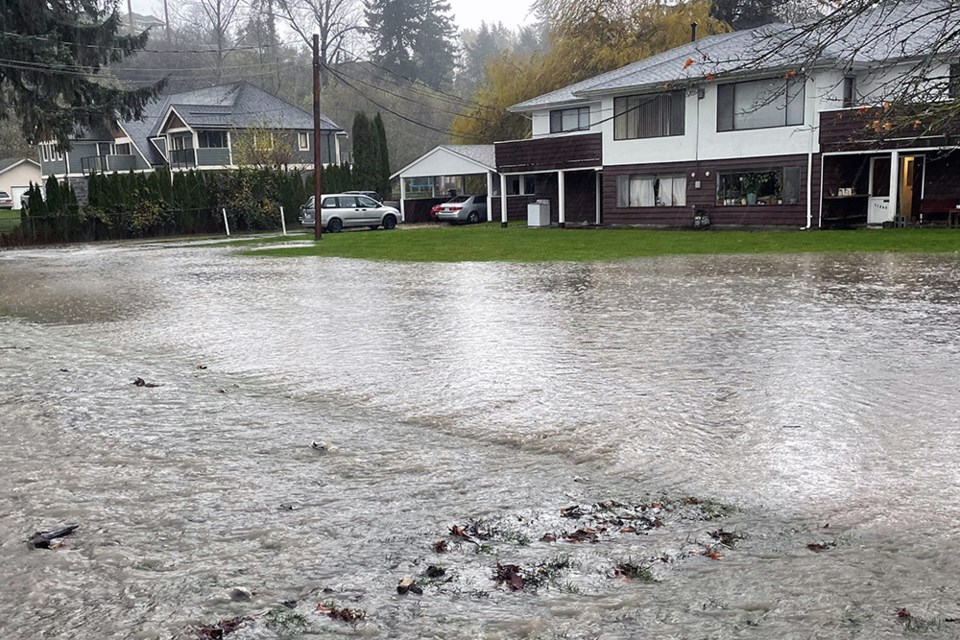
[691,22,698,42]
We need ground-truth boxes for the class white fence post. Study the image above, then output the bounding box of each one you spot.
[222,207,231,237]
[280,205,287,236]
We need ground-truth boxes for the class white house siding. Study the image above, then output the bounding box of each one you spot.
[855,61,951,104]
[600,77,835,167]
[0,162,42,208]
[530,102,603,138]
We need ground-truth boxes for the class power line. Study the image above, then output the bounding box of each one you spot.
[0,29,301,55]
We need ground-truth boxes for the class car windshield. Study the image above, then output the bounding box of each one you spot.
[447,196,469,203]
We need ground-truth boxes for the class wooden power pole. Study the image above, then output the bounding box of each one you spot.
[312,33,323,240]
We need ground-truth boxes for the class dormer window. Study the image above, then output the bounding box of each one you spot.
[549,107,590,133]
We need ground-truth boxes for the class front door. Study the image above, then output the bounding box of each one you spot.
[868,157,892,224]
[899,155,924,222]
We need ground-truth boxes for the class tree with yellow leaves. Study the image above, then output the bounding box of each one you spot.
[450,0,727,144]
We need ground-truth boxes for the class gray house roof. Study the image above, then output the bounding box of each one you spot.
[0,157,40,174]
[511,0,956,110]
[117,82,344,167]
[441,145,496,169]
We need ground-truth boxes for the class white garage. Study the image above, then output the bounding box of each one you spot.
[0,158,42,209]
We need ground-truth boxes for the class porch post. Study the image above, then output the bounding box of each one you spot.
[500,173,508,227]
[558,170,566,228]
[486,171,493,222]
[595,171,601,225]
[399,177,406,222]
[889,150,899,222]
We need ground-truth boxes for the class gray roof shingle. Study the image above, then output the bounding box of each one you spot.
[511,0,956,110]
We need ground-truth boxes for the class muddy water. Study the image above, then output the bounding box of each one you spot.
[1,242,959,639]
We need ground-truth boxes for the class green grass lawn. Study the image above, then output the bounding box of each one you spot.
[244,223,960,262]
[0,209,20,232]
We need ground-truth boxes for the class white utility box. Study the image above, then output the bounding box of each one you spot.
[527,200,550,227]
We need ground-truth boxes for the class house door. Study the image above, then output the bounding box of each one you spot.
[899,155,924,222]
[868,157,892,224]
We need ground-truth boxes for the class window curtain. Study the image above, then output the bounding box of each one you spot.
[630,176,656,207]
[671,176,687,206]
[617,175,630,207]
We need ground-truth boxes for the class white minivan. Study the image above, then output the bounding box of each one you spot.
[299,194,401,232]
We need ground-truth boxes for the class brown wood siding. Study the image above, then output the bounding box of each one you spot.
[402,198,448,223]
[820,108,959,152]
[495,133,602,173]
[603,155,817,227]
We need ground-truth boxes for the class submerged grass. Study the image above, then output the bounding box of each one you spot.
[243,223,960,263]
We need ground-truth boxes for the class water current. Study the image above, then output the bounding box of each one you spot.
[1,240,959,639]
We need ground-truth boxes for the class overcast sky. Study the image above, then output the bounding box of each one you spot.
[129,0,534,35]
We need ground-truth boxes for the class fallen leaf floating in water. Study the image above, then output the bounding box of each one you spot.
[132,377,160,387]
[494,562,525,591]
[807,541,837,552]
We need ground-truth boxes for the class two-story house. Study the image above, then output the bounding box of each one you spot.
[495,0,960,228]
[39,82,346,181]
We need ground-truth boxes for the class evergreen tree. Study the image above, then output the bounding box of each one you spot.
[372,112,391,197]
[0,0,163,147]
[351,111,378,189]
[365,0,456,89]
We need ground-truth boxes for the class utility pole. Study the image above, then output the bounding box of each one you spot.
[163,0,171,44]
[312,33,322,240]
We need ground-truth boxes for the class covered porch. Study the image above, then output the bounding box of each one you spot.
[390,145,497,223]
[494,133,603,227]
[821,148,960,228]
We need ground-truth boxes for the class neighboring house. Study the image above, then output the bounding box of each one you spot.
[496,0,960,228]
[39,82,346,179]
[0,158,42,209]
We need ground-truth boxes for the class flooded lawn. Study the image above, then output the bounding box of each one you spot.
[1,243,959,639]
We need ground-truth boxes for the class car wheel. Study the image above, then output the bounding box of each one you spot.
[383,214,397,230]
[327,217,343,233]
[467,211,480,224]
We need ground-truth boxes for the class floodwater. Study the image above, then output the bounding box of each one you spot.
[1,240,959,639]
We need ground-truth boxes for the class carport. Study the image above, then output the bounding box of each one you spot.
[391,145,497,223]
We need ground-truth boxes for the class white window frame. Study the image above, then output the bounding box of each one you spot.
[616,173,687,207]
[298,132,310,151]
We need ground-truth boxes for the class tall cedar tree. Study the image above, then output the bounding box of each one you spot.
[351,111,378,190]
[364,0,457,89]
[0,0,164,147]
[372,113,390,197]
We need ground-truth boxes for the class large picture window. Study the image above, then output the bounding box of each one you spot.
[549,107,590,133]
[616,174,687,207]
[614,91,685,140]
[717,167,802,206]
[717,78,805,131]
[198,130,227,148]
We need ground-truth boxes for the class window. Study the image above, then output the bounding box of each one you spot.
[614,91,685,139]
[717,78,805,131]
[950,63,960,99]
[115,143,131,155]
[97,142,112,157]
[507,175,536,195]
[616,174,687,207]
[198,131,227,148]
[298,132,310,150]
[717,167,802,205]
[549,107,590,133]
[843,76,857,108]
[41,145,49,162]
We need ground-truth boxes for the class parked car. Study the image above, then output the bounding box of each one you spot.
[0,191,13,209]
[435,195,487,224]
[344,190,384,203]
[299,193,400,232]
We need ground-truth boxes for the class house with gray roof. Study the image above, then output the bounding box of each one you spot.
[39,82,346,180]
[494,0,960,228]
